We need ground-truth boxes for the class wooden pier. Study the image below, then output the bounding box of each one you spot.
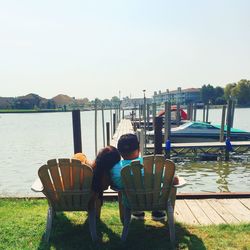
[110,119,134,147]
[105,118,250,225]
[175,198,250,225]
[146,140,250,155]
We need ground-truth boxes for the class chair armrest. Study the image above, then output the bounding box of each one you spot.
[31,178,44,192]
[173,176,186,188]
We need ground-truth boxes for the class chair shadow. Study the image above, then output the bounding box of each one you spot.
[37,213,206,250]
[37,212,121,250]
[118,219,207,250]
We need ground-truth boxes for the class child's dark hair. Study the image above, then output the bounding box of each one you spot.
[117,133,139,158]
[92,146,121,194]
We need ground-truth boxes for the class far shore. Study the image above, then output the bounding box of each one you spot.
[1,105,250,114]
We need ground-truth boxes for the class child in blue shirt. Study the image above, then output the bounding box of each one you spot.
[110,133,166,221]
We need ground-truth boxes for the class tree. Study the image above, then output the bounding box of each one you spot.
[234,79,250,105]
[91,98,102,108]
[214,86,224,98]
[214,86,226,104]
[111,96,120,108]
[102,99,111,107]
[200,84,215,104]
[215,97,226,105]
[224,83,236,100]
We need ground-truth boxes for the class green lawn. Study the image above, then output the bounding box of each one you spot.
[0,199,249,250]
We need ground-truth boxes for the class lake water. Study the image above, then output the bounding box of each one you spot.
[0,108,250,197]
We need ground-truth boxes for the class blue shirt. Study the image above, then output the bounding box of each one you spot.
[110,157,143,190]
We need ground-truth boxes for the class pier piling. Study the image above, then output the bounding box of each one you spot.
[154,116,163,154]
[72,109,82,154]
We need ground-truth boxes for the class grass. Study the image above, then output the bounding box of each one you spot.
[0,199,250,250]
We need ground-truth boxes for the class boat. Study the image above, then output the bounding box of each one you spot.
[147,121,250,143]
[157,105,188,121]
[132,106,188,130]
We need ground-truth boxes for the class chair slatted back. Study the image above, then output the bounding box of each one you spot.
[38,159,93,211]
[121,155,175,211]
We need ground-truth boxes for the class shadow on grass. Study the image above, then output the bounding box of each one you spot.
[37,213,206,250]
[121,220,206,250]
[37,212,121,250]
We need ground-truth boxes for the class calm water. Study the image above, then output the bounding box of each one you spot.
[0,108,250,197]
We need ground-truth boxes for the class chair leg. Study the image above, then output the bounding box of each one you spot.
[167,200,175,247]
[88,208,98,241]
[170,187,177,211]
[118,191,124,225]
[95,198,102,219]
[121,207,131,241]
[44,206,55,242]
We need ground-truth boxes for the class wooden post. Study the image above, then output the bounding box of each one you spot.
[186,104,190,120]
[118,105,120,123]
[225,99,232,161]
[187,103,192,120]
[106,122,110,146]
[206,103,209,123]
[152,103,156,125]
[220,105,226,142]
[113,113,116,135]
[143,103,146,132]
[122,109,124,119]
[110,107,113,138]
[202,105,206,122]
[102,105,105,147]
[226,99,232,138]
[147,104,150,131]
[231,102,235,127]
[154,116,163,154]
[164,102,171,142]
[139,129,145,157]
[164,102,171,159]
[176,103,180,126]
[138,105,141,128]
[143,99,147,152]
[72,110,82,154]
[193,103,197,122]
[95,100,98,157]
[190,103,193,121]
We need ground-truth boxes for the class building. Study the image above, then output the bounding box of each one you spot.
[153,87,201,104]
[121,97,153,109]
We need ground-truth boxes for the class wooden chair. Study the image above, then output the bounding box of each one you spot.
[120,155,176,246]
[31,158,97,242]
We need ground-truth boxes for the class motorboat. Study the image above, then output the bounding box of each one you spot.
[147,121,250,143]
[132,105,188,130]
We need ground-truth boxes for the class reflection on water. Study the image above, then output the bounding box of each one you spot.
[176,158,250,193]
[0,111,109,197]
[0,109,250,197]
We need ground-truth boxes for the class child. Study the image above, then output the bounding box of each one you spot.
[73,146,121,218]
[110,133,167,221]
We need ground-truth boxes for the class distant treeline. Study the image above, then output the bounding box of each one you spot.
[201,79,250,105]
[0,79,249,110]
[0,93,121,110]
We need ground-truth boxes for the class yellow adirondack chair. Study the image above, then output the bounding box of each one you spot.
[31,158,97,242]
[120,155,176,246]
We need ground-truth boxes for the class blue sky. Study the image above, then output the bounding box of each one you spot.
[0,0,250,100]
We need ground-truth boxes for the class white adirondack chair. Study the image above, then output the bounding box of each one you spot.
[120,155,180,246]
[31,158,97,242]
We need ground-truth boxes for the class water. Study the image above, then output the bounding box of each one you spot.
[0,108,250,196]
[0,111,110,197]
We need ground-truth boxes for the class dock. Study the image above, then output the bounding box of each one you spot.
[110,119,134,147]
[175,197,250,225]
[146,140,250,155]
[105,118,250,225]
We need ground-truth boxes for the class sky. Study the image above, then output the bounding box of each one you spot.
[0,0,250,100]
